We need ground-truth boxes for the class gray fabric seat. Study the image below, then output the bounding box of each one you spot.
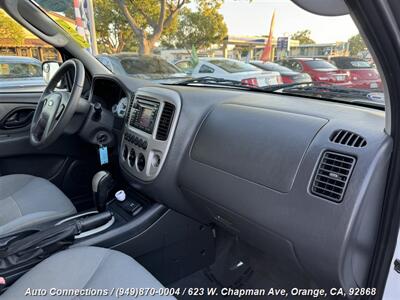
[0,174,76,236]
[2,246,175,299]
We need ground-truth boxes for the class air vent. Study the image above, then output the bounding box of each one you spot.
[311,151,356,202]
[156,102,175,141]
[126,94,135,122]
[330,130,367,147]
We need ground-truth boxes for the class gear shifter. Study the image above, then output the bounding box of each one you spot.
[92,171,114,212]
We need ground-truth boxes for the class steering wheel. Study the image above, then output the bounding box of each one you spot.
[30,59,85,149]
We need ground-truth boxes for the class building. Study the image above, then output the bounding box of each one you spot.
[159,35,301,62]
[223,35,300,60]
[0,12,75,61]
[289,42,350,58]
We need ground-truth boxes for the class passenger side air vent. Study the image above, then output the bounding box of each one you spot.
[311,151,356,202]
[156,102,175,141]
[126,94,135,122]
[330,130,367,147]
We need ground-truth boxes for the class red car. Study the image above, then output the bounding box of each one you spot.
[250,61,311,84]
[277,58,352,86]
[329,56,382,90]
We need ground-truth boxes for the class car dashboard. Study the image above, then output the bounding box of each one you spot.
[89,74,391,292]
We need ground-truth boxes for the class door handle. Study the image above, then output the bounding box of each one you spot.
[0,108,35,130]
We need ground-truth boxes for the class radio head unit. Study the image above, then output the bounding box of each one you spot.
[121,87,181,181]
[129,98,160,134]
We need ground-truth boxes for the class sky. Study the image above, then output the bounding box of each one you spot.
[219,0,360,43]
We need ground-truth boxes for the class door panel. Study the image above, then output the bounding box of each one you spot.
[0,95,40,130]
[0,92,99,210]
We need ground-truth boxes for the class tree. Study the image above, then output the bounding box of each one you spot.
[0,10,25,45]
[162,1,227,51]
[290,29,315,45]
[94,0,137,53]
[348,34,367,56]
[115,0,187,55]
[55,18,90,49]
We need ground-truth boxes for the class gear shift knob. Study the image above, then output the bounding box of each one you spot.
[92,171,114,212]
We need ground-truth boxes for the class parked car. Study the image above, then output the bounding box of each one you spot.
[329,56,382,90]
[96,53,190,84]
[175,58,282,87]
[0,56,45,92]
[250,60,311,84]
[277,58,351,86]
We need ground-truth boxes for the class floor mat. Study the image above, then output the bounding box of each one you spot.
[170,267,288,300]
[169,230,305,300]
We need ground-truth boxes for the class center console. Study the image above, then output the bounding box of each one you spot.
[0,185,162,288]
[120,87,181,181]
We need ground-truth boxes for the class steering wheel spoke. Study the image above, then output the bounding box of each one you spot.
[55,91,71,121]
[31,114,48,142]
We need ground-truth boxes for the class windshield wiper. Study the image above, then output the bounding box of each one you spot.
[171,76,263,91]
[169,77,384,107]
[278,84,385,107]
[175,78,328,94]
[282,84,378,98]
[262,81,316,92]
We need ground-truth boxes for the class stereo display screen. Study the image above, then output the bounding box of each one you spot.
[130,103,159,134]
[139,107,153,128]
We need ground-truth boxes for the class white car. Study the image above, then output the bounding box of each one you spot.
[175,58,282,87]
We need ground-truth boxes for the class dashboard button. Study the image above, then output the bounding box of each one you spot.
[128,149,136,167]
[137,153,146,171]
[138,139,144,148]
[123,145,128,160]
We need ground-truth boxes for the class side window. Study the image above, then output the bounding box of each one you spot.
[199,64,214,74]
[0,10,60,93]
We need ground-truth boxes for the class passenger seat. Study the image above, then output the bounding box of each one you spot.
[1,247,175,299]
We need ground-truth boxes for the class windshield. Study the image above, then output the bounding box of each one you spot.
[32,0,385,105]
[120,57,182,75]
[304,60,337,70]
[333,59,372,69]
[209,59,260,73]
[255,62,294,73]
